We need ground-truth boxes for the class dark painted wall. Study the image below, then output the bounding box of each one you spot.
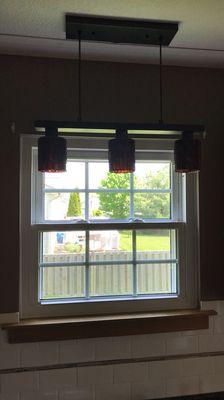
[0,54,223,314]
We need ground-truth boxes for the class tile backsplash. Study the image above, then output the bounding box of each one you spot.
[0,301,224,399]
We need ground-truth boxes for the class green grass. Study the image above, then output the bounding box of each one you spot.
[120,232,170,251]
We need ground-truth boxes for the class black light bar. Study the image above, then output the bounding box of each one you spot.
[34,121,206,140]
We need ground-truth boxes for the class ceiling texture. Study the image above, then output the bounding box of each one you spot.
[1,0,224,68]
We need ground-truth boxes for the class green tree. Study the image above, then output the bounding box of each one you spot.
[98,166,170,220]
[98,173,130,219]
[67,192,81,217]
[134,167,170,219]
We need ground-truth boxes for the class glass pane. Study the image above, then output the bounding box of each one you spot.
[44,161,85,189]
[137,263,177,295]
[134,162,170,190]
[89,162,130,189]
[89,230,132,262]
[136,229,176,260]
[40,265,85,300]
[134,193,170,219]
[44,192,85,220]
[89,192,130,220]
[42,232,85,263]
[90,264,133,296]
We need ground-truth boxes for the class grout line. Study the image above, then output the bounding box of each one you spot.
[1,350,224,375]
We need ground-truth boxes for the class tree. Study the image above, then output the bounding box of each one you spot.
[98,167,169,220]
[67,192,81,217]
[98,173,130,219]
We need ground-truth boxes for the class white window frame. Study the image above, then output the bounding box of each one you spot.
[20,135,199,319]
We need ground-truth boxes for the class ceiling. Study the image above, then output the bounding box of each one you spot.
[1,0,224,68]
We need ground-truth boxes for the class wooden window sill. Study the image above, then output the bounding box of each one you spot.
[3,309,216,343]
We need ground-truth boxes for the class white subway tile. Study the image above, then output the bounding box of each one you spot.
[59,387,94,400]
[20,392,58,400]
[149,359,182,379]
[131,335,165,358]
[77,365,113,385]
[166,376,200,397]
[199,373,224,393]
[95,383,130,400]
[95,336,131,361]
[21,342,59,367]
[0,347,20,369]
[39,368,76,390]
[213,355,224,374]
[1,372,38,393]
[131,380,165,400]
[59,339,95,363]
[0,395,19,400]
[199,333,224,352]
[182,356,213,376]
[166,335,198,355]
[214,315,224,333]
[114,362,148,383]
[200,301,219,312]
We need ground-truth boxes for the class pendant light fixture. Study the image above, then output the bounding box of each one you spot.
[108,128,135,173]
[174,131,201,172]
[35,15,205,170]
[38,127,67,172]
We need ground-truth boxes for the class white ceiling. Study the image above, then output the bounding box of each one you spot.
[1,0,224,68]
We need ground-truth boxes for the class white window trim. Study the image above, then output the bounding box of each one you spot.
[20,135,199,319]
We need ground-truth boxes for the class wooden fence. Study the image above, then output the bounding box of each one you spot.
[42,251,175,299]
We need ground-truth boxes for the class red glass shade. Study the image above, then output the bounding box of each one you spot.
[108,129,135,173]
[174,134,201,173]
[38,129,67,172]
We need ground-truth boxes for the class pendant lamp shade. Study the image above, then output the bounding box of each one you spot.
[174,132,201,173]
[108,129,135,173]
[38,127,67,172]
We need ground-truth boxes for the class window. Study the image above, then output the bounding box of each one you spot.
[21,135,199,318]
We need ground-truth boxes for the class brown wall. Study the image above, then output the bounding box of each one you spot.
[0,54,224,314]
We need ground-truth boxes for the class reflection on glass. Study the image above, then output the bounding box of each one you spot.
[89,230,132,262]
[136,229,175,260]
[134,193,170,219]
[44,192,85,220]
[137,263,177,295]
[41,266,85,299]
[44,161,85,189]
[90,264,133,296]
[134,162,170,190]
[42,231,85,263]
[89,192,130,220]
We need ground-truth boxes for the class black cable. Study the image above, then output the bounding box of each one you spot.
[159,37,163,124]
[77,30,82,122]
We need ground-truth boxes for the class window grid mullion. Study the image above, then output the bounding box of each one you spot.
[132,230,137,296]
[85,161,89,221]
[85,231,90,298]
[130,173,134,219]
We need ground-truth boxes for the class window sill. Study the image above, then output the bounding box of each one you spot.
[3,309,216,343]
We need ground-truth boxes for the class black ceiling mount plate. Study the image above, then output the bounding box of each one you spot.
[66,15,178,46]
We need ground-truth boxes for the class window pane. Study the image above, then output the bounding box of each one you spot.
[44,161,85,189]
[89,192,130,219]
[89,162,130,189]
[40,266,85,300]
[137,263,177,295]
[42,231,85,263]
[136,230,176,260]
[44,192,85,220]
[89,230,132,261]
[134,162,170,190]
[134,193,170,219]
[90,265,133,296]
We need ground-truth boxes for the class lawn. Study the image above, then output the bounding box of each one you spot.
[120,232,170,251]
